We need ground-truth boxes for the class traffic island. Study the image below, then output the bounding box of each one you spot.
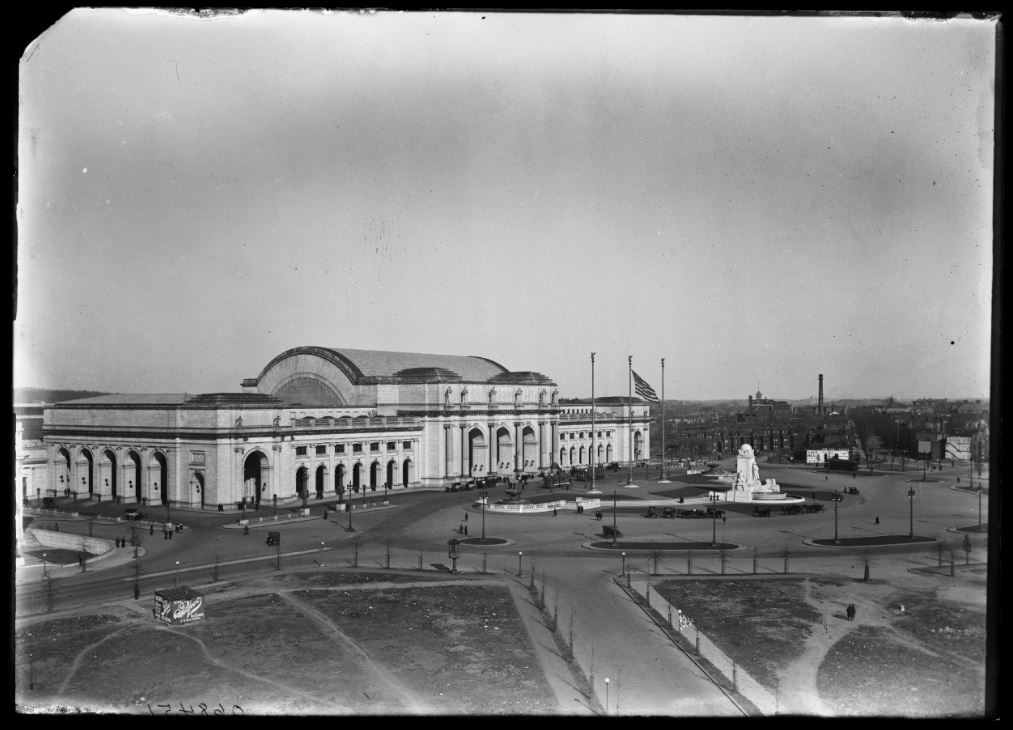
[588,541,739,551]
[809,535,936,547]
[459,537,509,546]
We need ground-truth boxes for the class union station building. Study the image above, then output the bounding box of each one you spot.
[41,347,651,510]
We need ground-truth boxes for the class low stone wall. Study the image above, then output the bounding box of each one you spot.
[25,528,112,557]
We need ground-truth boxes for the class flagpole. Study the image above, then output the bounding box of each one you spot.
[590,352,596,493]
[659,357,670,483]
[628,355,634,486]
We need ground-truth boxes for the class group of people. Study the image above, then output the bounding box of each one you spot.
[846,603,857,621]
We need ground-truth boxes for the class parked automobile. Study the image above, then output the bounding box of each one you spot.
[124,507,145,521]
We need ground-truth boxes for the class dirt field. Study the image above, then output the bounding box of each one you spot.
[652,575,987,717]
[14,571,561,715]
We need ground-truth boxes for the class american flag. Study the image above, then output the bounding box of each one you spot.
[632,370,660,403]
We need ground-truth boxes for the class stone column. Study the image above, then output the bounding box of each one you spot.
[120,461,135,504]
[538,422,546,469]
[513,422,522,474]
[459,424,467,478]
[443,424,452,479]
[488,423,496,472]
[551,422,559,466]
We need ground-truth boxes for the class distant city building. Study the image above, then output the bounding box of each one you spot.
[40,347,649,510]
[806,448,851,464]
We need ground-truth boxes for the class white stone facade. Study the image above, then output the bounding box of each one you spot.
[41,347,650,510]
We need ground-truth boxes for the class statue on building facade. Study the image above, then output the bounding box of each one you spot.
[445,387,452,407]
[514,388,523,407]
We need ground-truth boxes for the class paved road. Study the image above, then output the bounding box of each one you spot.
[16,459,991,716]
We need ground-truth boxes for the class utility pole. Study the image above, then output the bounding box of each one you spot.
[590,352,596,493]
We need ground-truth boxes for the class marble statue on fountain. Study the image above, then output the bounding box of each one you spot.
[732,443,782,501]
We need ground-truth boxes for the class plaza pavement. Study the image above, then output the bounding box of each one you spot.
[16,459,990,716]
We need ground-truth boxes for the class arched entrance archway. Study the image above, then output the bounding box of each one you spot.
[386,460,396,488]
[295,466,309,499]
[244,451,268,505]
[81,448,95,497]
[559,447,566,465]
[57,448,72,495]
[634,431,644,461]
[522,426,537,471]
[569,446,576,465]
[102,449,118,499]
[150,451,168,505]
[606,443,613,462]
[578,445,586,466]
[315,465,326,499]
[496,427,512,471]
[127,450,142,502]
[369,461,379,492]
[352,463,362,494]
[194,471,206,508]
[402,458,412,486]
[468,428,487,475]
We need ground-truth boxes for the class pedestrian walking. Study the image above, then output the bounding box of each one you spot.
[552,508,557,517]
[875,516,880,525]
[150,524,154,536]
[464,525,468,536]
[722,515,727,526]
[464,513,468,522]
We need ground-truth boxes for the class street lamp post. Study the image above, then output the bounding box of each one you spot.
[174,560,180,587]
[832,490,841,544]
[320,541,325,567]
[42,553,47,578]
[604,677,610,716]
[481,495,486,539]
[713,490,721,546]
[621,552,626,575]
[517,551,523,578]
[977,485,983,530]
[612,490,618,546]
[590,352,596,493]
[907,487,916,539]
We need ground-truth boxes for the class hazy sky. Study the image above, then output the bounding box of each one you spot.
[15,9,996,401]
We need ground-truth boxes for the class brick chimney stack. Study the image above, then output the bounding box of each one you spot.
[818,373,824,416]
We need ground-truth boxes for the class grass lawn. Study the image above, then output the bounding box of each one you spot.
[651,576,987,717]
[15,572,561,715]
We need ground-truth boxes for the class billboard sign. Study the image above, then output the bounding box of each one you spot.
[806,449,850,464]
[153,587,205,625]
[944,436,971,460]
